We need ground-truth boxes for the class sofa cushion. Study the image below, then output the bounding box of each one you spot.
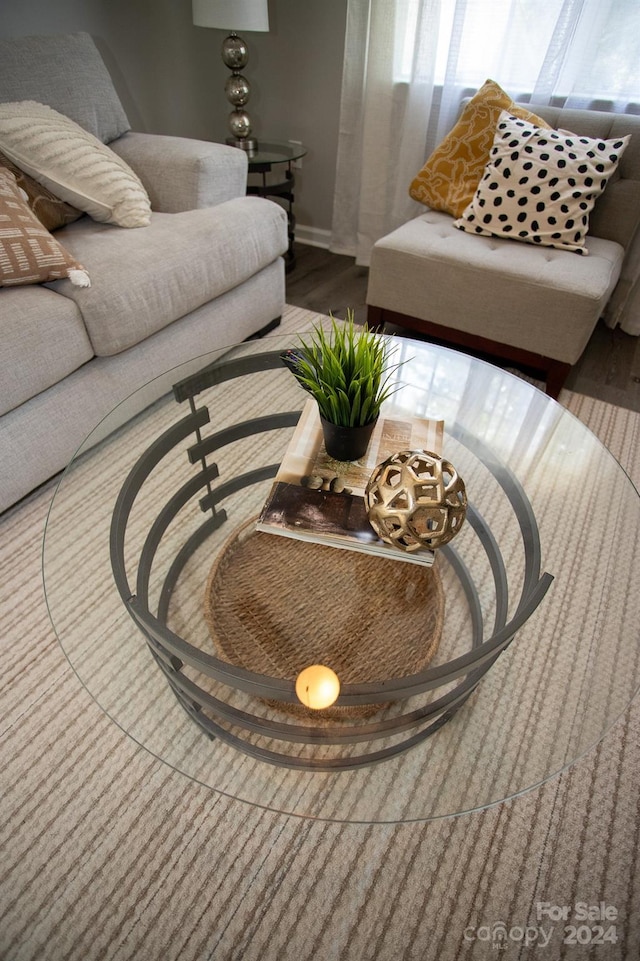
[0,150,83,231]
[50,195,288,356]
[0,169,90,287]
[367,210,624,364]
[409,79,551,219]
[454,112,630,254]
[0,32,130,144]
[0,285,94,416]
[0,102,151,228]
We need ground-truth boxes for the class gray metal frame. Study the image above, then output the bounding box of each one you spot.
[110,349,553,771]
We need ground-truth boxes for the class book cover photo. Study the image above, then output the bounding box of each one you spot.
[256,399,444,567]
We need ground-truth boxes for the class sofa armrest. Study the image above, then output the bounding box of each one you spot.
[109,131,248,211]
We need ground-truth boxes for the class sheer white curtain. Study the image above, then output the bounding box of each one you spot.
[330,0,640,266]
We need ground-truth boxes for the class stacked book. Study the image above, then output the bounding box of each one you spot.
[257,399,444,567]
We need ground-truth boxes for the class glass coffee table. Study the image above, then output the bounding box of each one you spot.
[42,334,640,823]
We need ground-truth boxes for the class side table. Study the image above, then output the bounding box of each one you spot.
[245,141,307,270]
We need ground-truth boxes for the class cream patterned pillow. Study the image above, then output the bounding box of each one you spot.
[409,79,551,218]
[0,101,151,228]
[0,168,90,287]
[454,112,630,254]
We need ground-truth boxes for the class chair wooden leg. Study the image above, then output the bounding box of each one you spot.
[545,361,571,399]
[366,305,385,332]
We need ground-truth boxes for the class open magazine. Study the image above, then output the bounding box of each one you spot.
[256,399,444,567]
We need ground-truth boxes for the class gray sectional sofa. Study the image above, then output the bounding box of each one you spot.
[0,32,288,512]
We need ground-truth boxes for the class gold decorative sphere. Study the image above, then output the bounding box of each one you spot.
[364,450,467,552]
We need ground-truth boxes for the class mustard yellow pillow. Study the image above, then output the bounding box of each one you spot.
[409,79,551,218]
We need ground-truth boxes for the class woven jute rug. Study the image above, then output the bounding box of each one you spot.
[204,516,443,719]
[1,305,639,961]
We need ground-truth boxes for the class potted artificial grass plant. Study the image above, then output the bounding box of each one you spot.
[288,312,404,461]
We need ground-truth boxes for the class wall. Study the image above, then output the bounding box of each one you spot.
[247,0,347,244]
[0,0,348,240]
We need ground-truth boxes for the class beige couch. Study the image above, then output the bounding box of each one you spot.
[0,32,288,512]
[367,105,640,396]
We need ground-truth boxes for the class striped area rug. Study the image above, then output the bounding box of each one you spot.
[1,304,639,961]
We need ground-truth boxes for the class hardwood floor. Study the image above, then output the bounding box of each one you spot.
[286,243,640,412]
[286,244,370,325]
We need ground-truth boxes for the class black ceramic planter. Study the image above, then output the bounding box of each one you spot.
[320,416,378,461]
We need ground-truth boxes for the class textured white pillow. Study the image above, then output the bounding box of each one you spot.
[454,111,629,254]
[0,101,151,228]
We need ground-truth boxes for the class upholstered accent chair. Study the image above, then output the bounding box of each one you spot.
[367,103,640,397]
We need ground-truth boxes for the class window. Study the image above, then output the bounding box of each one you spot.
[394,0,640,107]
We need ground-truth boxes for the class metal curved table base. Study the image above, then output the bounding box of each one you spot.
[110,351,553,771]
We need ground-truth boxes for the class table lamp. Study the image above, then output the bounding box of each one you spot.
[193,0,269,151]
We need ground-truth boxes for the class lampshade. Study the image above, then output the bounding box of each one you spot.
[192,0,269,32]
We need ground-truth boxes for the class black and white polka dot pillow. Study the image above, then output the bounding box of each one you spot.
[454,110,629,254]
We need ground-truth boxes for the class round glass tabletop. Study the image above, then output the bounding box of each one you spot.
[42,334,640,823]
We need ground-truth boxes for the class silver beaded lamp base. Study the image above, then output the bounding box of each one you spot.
[226,136,257,151]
